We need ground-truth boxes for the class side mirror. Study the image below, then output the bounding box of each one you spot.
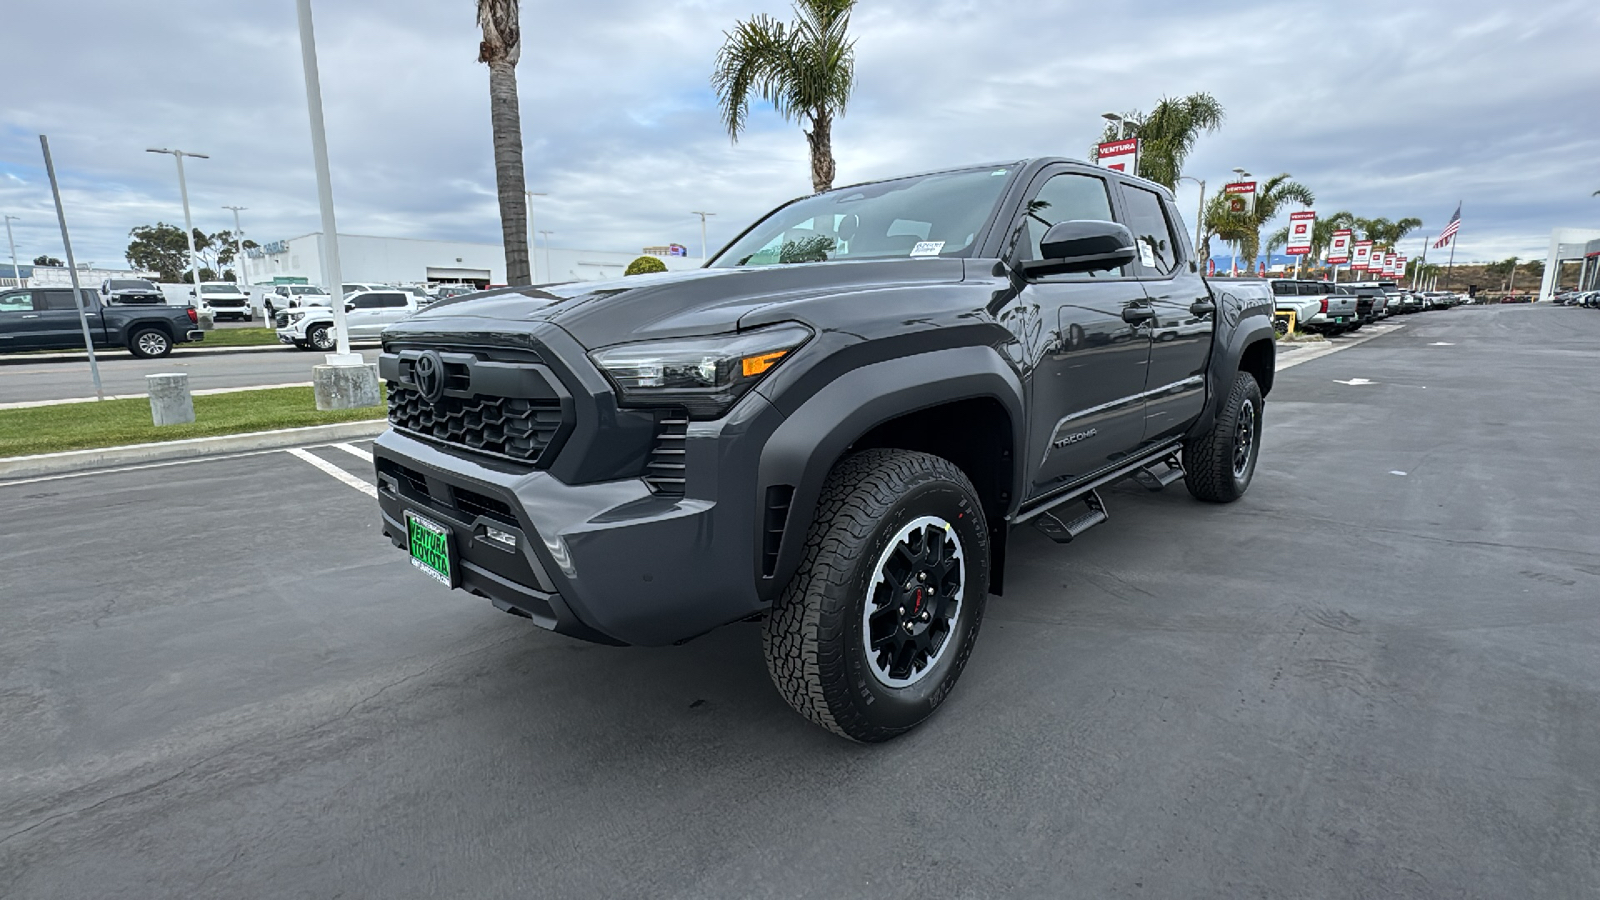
[1031,220,1137,274]
[344,302,355,312]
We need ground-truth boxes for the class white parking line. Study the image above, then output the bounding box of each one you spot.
[287,448,378,498]
[333,442,374,463]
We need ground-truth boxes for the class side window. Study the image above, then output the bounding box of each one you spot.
[41,290,88,311]
[1016,172,1117,274]
[380,293,409,308]
[0,291,32,313]
[1121,185,1181,276]
[1271,282,1295,296]
[350,294,384,310]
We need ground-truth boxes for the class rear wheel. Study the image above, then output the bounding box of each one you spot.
[1184,370,1263,503]
[128,327,172,359]
[763,449,990,742]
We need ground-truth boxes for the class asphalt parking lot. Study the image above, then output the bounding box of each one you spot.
[2,305,1597,898]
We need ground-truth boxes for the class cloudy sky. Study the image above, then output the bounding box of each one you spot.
[3,0,1597,274]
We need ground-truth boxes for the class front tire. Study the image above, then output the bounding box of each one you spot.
[308,324,335,351]
[1184,371,1263,503]
[763,449,990,743]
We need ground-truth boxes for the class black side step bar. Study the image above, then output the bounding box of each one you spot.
[1012,439,1184,525]
[1132,454,1186,491]
[1032,490,1107,544]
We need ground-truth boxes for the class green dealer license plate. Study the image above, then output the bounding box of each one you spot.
[406,512,455,587]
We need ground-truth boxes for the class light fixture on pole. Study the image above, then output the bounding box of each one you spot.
[525,190,547,284]
[146,147,210,327]
[691,210,716,261]
[2,215,19,288]
[1101,112,1141,139]
[293,0,359,366]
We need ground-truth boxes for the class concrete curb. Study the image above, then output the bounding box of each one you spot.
[0,343,302,365]
[0,419,388,479]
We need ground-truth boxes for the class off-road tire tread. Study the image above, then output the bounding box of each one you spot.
[1184,370,1261,503]
[762,448,987,742]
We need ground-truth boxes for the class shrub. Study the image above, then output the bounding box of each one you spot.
[625,255,668,276]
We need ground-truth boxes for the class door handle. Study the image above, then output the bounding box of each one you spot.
[1189,300,1216,316]
[1121,305,1155,324]
[21,314,40,319]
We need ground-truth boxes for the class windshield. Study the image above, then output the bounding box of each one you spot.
[200,284,239,294]
[710,167,1013,268]
[109,280,153,290]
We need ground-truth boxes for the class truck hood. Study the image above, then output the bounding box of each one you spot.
[392,259,968,349]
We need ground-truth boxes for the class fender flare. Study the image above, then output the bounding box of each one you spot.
[1190,310,1275,439]
[754,345,1026,600]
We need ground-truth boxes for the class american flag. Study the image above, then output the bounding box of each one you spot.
[1433,204,1461,249]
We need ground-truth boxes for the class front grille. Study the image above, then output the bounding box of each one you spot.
[643,411,689,495]
[209,299,246,308]
[387,384,564,465]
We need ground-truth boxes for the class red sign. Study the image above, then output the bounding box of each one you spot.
[1207,258,1216,277]
[1286,211,1316,256]
[1258,262,1266,277]
[1352,240,1374,271]
[1397,255,1408,278]
[1223,181,1257,214]
[1328,230,1353,265]
[1096,139,1139,175]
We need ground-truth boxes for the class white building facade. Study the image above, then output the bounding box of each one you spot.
[242,232,701,289]
[1538,227,1600,300]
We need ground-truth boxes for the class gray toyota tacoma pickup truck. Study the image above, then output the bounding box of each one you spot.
[371,158,1275,741]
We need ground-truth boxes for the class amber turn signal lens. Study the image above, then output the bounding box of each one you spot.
[741,350,788,378]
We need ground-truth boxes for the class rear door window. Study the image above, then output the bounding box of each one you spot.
[1120,185,1182,276]
[0,291,32,313]
[378,293,409,308]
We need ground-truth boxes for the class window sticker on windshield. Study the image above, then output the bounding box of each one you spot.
[910,241,945,257]
[1137,241,1156,269]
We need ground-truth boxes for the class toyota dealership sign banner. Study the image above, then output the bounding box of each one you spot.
[1352,240,1374,271]
[1328,230,1353,265]
[1096,138,1139,175]
[1286,211,1316,256]
[1397,256,1408,279]
[1223,181,1257,213]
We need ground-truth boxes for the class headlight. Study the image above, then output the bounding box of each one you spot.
[589,323,812,419]
[288,310,307,324]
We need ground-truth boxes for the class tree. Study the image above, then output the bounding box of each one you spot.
[713,0,859,193]
[1090,92,1225,190]
[624,255,668,276]
[33,255,63,267]
[1353,216,1423,251]
[477,0,531,285]
[125,223,191,281]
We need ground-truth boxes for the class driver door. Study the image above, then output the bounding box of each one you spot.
[1007,167,1153,499]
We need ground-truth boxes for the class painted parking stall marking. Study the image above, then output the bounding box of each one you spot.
[287,447,378,498]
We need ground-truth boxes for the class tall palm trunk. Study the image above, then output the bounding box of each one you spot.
[805,112,835,193]
[486,60,529,285]
[478,0,529,286]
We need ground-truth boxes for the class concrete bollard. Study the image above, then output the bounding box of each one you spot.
[147,373,196,426]
[313,362,382,411]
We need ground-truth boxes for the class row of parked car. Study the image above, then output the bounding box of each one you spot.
[1211,277,1465,336]
[1554,290,1600,308]
[270,283,484,350]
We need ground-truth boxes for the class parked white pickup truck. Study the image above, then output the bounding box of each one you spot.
[275,288,420,351]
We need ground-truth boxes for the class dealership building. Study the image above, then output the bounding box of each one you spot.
[241,233,701,289]
[1538,227,1600,299]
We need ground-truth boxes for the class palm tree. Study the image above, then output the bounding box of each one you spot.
[1091,93,1225,189]
[1201,192,1253,272]
[1354,216,1423,251]
[713,0,858,193]
[477,0,530,285]
[1222,174,1313,270]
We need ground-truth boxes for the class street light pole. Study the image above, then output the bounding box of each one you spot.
[525,191,547,284]
[146,147,210,326]
[223,205,251,320]
[2,215,19,288]
[293,0,357,364]
[40,135,105,400]
[1176,177,1205,261]
[538,230,553,280]
[691,210,716,261]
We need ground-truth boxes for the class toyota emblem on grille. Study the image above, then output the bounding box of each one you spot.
[413,350,446,404]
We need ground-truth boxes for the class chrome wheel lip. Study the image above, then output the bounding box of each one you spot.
[137,332,168,355]
[1233,398,1256,478]
[861,515,964,688]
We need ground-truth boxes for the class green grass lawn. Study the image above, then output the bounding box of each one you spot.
[198,327,283,347]
[1,387,385,457]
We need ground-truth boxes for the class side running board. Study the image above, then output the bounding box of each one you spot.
[1032,490,1107,544]
[1132,454,1186,491]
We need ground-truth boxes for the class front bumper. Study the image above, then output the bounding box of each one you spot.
[372,391,786,647]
